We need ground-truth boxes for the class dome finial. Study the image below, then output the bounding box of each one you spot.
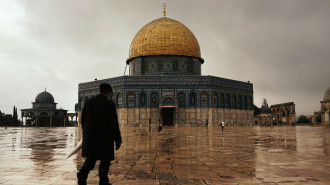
[163,3,166,17]
[45,87,46,92]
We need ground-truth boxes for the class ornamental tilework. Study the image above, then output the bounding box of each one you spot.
[78,14,254,126]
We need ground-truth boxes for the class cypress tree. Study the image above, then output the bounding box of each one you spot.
[0,110,2,125]
[13,106,18,121]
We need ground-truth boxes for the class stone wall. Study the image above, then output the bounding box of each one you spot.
[321,101,330,125]
[116,107,253,126]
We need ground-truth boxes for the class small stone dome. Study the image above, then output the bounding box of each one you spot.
[35,91,55,103]
[260,105,272,114]
[324,87,330,101]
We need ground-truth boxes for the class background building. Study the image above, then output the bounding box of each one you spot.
[21,90,68,126]
[254,99,296,126]
[312,87,330,125]
[77,15,254,126]
[254,99,272,126]
[270,102,296,125]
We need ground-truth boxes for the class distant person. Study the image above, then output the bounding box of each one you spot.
[77,83,122,185]
[158,118,162,131]
[221,121,225,132]
[206,119,208,126]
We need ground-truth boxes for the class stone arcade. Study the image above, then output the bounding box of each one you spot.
[254,99,296,126]
[77,13,254,127]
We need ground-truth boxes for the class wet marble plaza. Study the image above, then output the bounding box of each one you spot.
[0,125,330,185]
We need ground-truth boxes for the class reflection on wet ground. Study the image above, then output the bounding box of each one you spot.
[0,126,329,184]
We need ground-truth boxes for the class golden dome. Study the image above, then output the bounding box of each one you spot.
[127,17,202,62]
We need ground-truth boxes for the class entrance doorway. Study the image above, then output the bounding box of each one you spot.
[162,108,175,126]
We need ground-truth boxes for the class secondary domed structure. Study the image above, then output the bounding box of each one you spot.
[77,6,254,126]
[316,87,330,125]
[255,99,273,126]
[35,91,55,103]
[21,90,68,127]
[260,105,272,114]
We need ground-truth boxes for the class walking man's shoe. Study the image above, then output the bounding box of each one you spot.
[77,172,87,185]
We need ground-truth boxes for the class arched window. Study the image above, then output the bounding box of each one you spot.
[127,92,135,107]
[162,97,175,106]
[178,92,186,107]
[139,92,147,107]
[243,96,247,109]
[219,93,224,108]
[189,92,196,106]
[201,92,208,106]
[238,96,242,109]
[212,92,218,107]
[117,92,122,105]
[286,109,290,116]
[150,92,159,107]
[225,94,231,108]
[82,96,89,108]
[232,95,237,109]
[248,96,252,109]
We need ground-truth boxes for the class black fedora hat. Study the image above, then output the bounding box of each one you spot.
[99,83,113,93]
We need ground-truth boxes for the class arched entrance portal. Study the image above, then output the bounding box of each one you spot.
[160,97,177,126]
[163,108,175,126]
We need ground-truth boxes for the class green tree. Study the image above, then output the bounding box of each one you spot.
[13,106,18,121]
[297,115,310,123]
[0,110,3,125]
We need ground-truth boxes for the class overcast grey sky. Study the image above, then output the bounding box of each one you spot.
[0,0,329,117]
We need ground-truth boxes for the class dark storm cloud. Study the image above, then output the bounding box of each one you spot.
[0,0,329,116]
[188,0,330,114]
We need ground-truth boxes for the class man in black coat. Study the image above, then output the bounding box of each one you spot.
[77,83,122,185]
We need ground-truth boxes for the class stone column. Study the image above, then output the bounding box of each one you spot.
[75,114,78,127]
[137,108,140,126]
[208,108,212,125]
[185,109,190,125]
[147,108,151,124]
[50,116,52,127]
[159,108,162,127]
